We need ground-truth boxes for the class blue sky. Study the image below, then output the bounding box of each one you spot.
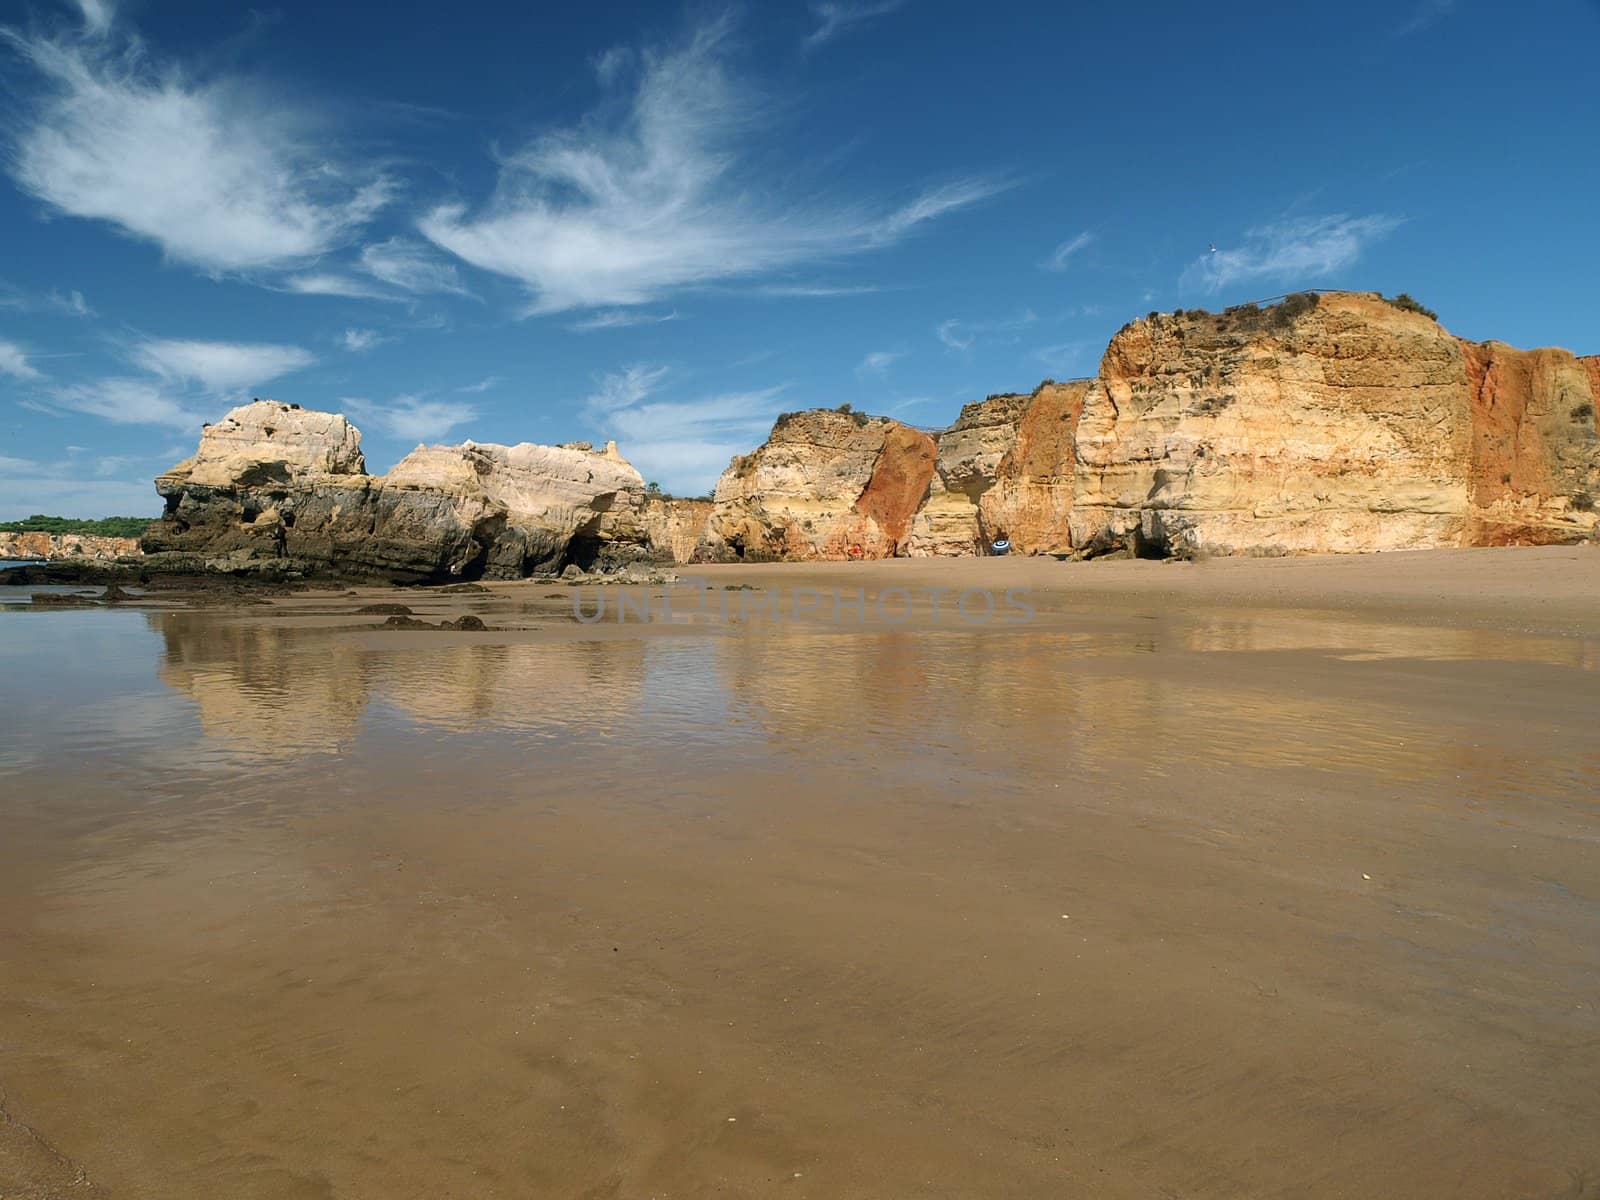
[1,0,1597,516]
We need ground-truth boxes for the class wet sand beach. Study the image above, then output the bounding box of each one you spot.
[1,547,1598,1198]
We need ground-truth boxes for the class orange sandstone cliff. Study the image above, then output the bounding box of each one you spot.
[701,409,936,559]
[717,292,1598,560]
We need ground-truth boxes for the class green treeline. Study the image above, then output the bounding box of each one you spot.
[0,515,155,537]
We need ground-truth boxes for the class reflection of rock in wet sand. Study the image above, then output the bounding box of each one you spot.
[706,611,1599,806]
[152,610,659,757]
[152,612,372,757]
[367,638,650,734]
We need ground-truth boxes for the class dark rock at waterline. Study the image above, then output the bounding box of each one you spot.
[30,592,98,607]
[380,613,491,631]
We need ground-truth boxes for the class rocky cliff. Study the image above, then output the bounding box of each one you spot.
[1069,293,1597,556]
[0,531,143,561]
[901,380,1088,556]
[715,292,1597,560]
[140,295,1598,578]
[700,409,936,559]
[145,400,677,581]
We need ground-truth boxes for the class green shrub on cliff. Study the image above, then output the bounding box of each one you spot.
[1386,293,1438,321]
[1274,291,1320,325]
[0,514,155,537]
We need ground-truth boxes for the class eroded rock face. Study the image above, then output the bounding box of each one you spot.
[1068,294,1599,556]
[168,400,365,487]
[902,381,1088,556]
[637,497,716,563]
[904,394,1025,556]
[0,531,143,560]
[983,381,1088,555]
[381,439,649,577]
[145,402,668,581]
[1070,294,1474,556]
[1463,342,1600,544]
[709,295,1597,560]
[703,410,936,559]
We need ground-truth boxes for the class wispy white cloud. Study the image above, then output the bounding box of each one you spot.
[585,364,672,415]
[18,333,312,432]
[419,16,1005,314]
[358,237,470,296]
[54,288,92,316]
[0,469,158,521]
[0,339,43,380]
[803,0,906,51]
[6,24,392,272]
[582,364,783,494]
[341,328,385,352]
[457,375,500,394]
[131,338,315,391]
[872,177,1008,242]
[1031,340,1095,377]
[936,321,971,352]
[755,283,882,298]
[564,309,681,332]
[856,350,902,377]
[1393,0,1454,37]
[1041,230,1093,271]
[44,377,208,429]
[281,273,397,301]
[936,309,1038,353]
[71,0,115,37]
[0,445,173,521]
[606,389,788,495]
[0,280,95,317]
[340,394,479,444]
[1181,213,1403,293]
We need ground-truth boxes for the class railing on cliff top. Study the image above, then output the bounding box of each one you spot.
[1211,287,1344,309]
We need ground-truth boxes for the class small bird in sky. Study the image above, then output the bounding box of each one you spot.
[1208,243,1218,253]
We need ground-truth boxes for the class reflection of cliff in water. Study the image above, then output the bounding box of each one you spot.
[151,612,374,758]
[704,616,1600,807]
[368,638,649,734]
[148,613,661,761]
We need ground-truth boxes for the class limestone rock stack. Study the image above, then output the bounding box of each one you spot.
[902,380,1088,556]
[903,393,1025,556]
[145,401,667,580]
[700,409,936,559]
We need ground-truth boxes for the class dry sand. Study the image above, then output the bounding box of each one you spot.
[1,546,1597,1198]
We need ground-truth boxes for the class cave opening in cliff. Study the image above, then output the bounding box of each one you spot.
[1133,537,1169,560]
[561,532,603,571]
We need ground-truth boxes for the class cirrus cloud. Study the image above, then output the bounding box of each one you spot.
[1041,230,1093,271]
[131,338,316,391]
[419,16,1008,314]
[5,24,392,273]
[1182,213,1404,293]
[340,393,479,443]
[582,364,786,494]
[0,339,43,380]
